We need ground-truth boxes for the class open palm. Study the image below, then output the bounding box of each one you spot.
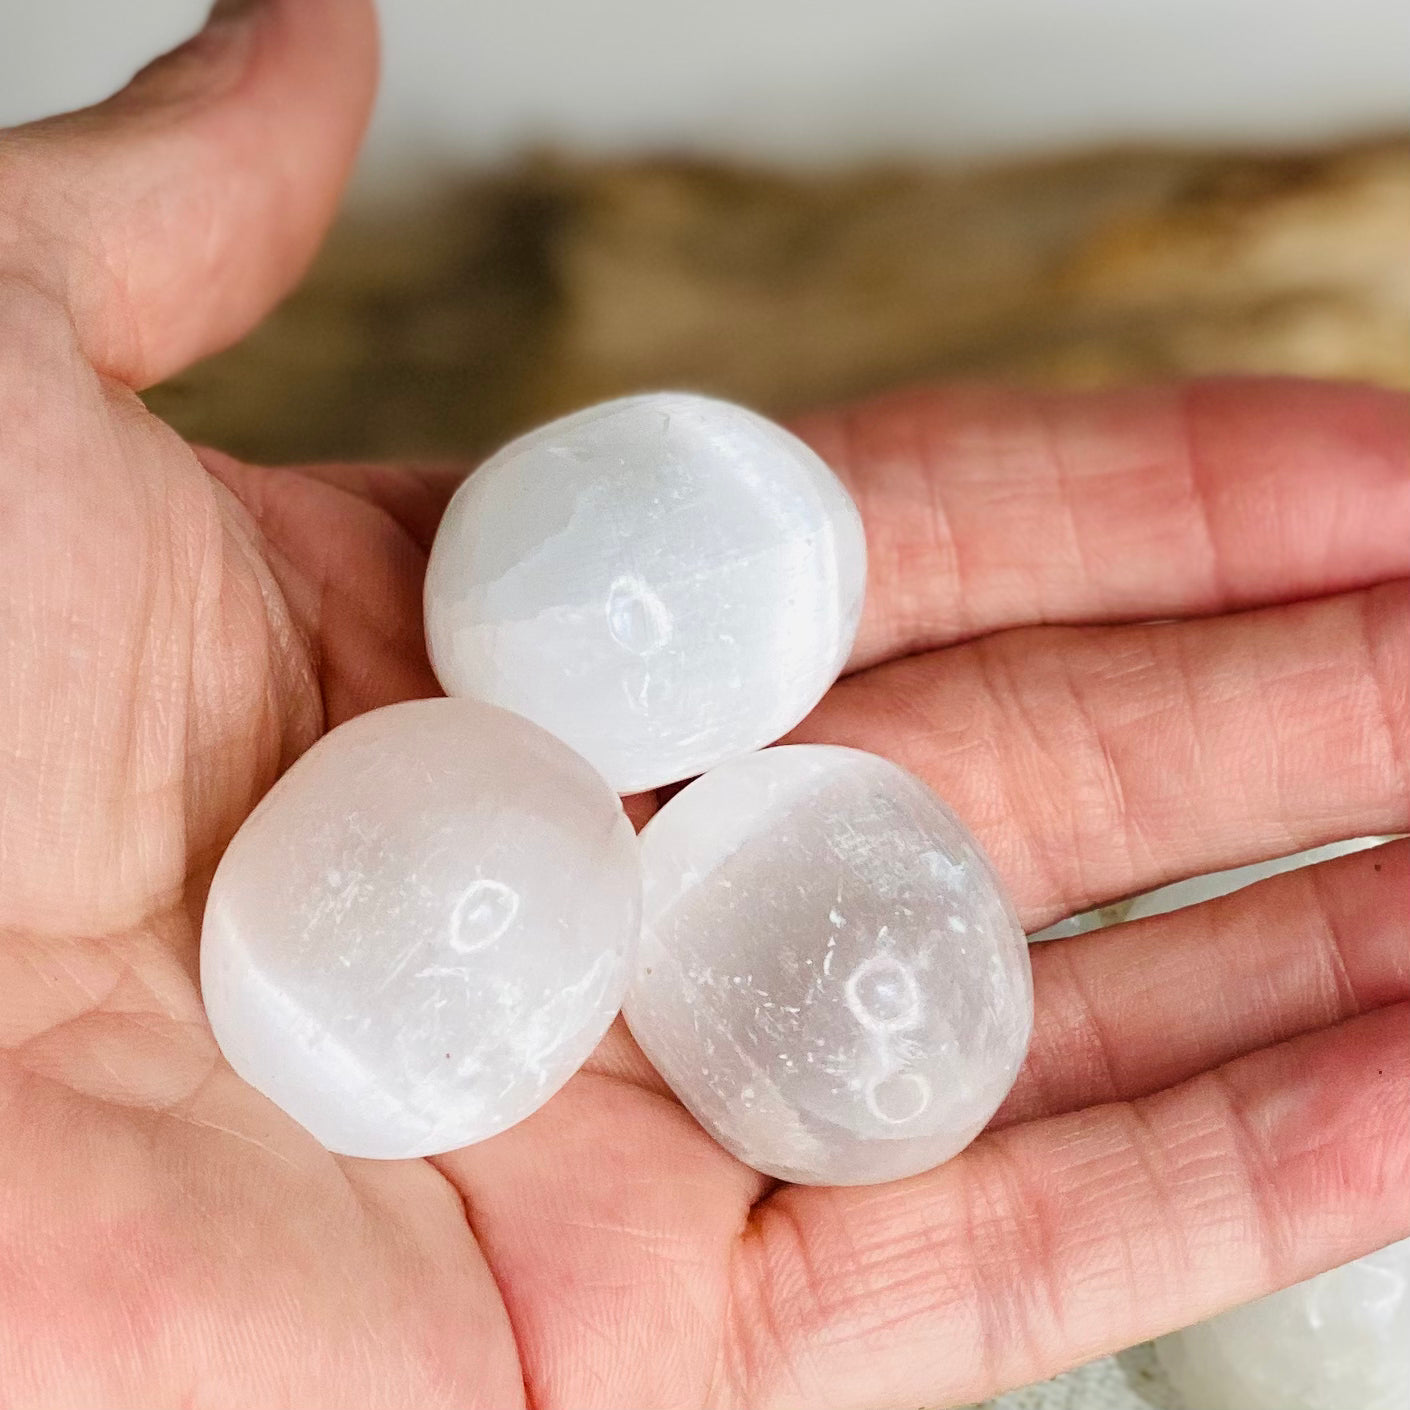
[1,5,1406,1407]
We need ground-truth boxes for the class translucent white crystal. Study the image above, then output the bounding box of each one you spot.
[423,392,867,794]
[622,745,1033,1185]
[200,698,640,1159]
[1155,1238,1410,1410]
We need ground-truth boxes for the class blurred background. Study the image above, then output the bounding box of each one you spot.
[5,1,1408,168]
[2,5,1406,1407]
[2,0,1407,466]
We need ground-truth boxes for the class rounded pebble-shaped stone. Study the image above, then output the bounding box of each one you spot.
[200,698,640,1159]
[622,745,1033,1185]
[424,393,867,794]
[1154,1238,1410,1410]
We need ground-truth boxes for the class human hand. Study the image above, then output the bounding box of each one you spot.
[1,3,1406,1406]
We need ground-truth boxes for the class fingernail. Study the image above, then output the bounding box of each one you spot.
[122,0,264,103]
[208,0,265,23]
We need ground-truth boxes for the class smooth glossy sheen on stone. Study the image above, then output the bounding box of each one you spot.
[622,745,1033,1185]
[200,698,640,1159]
[424,393,867,794]
[1154,1238,1410,1410]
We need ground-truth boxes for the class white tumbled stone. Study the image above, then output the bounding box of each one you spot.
[200,698,640,1159]
[1155,1238,1410,1410]
[424,392,867,794]
[622,745,1033,1185]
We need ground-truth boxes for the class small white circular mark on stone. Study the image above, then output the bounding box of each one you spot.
[865,1071,931,1125]
[845,954,922,1033]
[449,879,520,954]
[606,575,673,655]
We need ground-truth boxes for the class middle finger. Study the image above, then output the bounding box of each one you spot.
[791,581,1408,926]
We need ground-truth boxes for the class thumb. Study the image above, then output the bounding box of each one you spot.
[0,0,378,388]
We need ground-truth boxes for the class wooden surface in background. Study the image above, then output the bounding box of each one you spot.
[147,136,1410,466]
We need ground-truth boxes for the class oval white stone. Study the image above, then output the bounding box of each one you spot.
[423,393,867,794]
[622,744,1033,1185]
[1155,1238,1410,1410]
[200,698,640,1159]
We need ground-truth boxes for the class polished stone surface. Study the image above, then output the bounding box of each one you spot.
[201,698,640,1158]
[424,392,867,794]
[1155,1238,1410,1410]
[623,745,1032,1185]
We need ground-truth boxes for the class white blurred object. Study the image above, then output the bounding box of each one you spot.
[1,1,1407,195]
[1030,836,1390,941]
[1154,1238,1410,1410]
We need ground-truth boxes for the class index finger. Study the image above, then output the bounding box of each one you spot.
[789,378,1410,668]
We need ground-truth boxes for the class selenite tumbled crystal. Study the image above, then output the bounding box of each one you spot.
[200,698,640,1159]
[1154,1238,1410,1410]
[622,745,1033,1185]
[423,392,867,794]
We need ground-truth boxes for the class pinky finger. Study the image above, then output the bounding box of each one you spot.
[725,1005,1410,1410]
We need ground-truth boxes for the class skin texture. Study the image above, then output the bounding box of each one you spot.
[0,4,1406,1406]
